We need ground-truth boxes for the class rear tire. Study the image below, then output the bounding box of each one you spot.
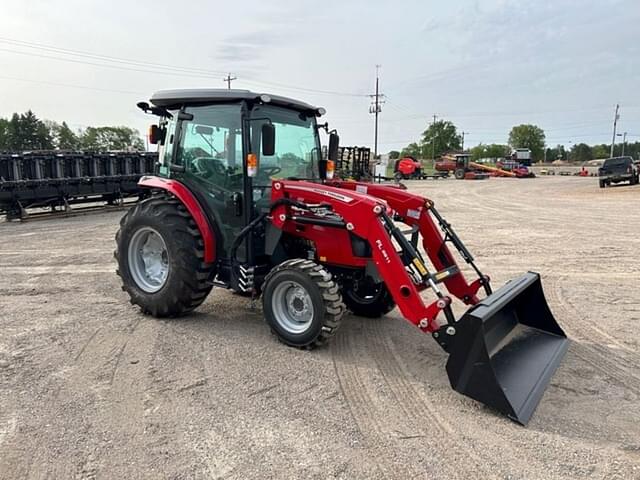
[115,194,214,317]
[343,281,395,318]
[454,168,465,180]
[599,179,605,188]
[262,259,345,348]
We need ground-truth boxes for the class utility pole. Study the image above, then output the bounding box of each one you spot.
[369,65,385,158]
[610,103,620,157]
[223,73,237,89]
[431,114,438,160]
[621,132,627,156]
[461,131,468,151]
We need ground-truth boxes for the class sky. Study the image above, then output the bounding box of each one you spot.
[0,0,639,152]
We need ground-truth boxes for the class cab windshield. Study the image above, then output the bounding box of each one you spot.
[250,105,320,186]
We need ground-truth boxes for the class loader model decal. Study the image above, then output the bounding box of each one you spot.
[376,239,391,264]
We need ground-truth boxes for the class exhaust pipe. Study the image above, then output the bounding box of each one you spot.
[444,272,568,425]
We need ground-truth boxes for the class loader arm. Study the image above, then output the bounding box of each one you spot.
[274,179,568,425]
[329,180,491,305]
[270,180,452,333]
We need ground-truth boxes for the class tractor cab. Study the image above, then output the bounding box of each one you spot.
[139,89,338,287]
[455,154,471,170]
[453,154,471,179]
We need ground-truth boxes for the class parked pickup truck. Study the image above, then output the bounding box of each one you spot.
[598,156,639,188]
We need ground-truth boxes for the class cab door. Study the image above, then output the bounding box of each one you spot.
[173,104,247,261]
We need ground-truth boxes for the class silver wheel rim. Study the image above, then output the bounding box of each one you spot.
[271,280,315,334]
[127,227,169,293]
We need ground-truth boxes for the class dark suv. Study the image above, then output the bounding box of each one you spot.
[598,156,639,188]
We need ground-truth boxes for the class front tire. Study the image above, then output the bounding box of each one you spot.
[115,194,214,317]
[599,179,605,188]
[262,259,345,348]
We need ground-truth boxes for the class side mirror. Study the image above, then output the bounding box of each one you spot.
[148,124,165,145]
[328,132,339,161]
[262,123,275,156]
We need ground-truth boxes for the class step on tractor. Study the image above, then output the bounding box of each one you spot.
[116,89,568,425]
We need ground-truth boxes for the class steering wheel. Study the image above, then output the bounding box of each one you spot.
[193,157,227,177]
[259,166,282,178]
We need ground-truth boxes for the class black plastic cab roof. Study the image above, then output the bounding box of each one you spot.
[149,89,324,115]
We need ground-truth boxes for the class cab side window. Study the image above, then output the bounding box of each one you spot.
[176,105,243,190]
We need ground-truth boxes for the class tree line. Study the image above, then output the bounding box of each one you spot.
[397,120,638,163]
[0,110,145,152]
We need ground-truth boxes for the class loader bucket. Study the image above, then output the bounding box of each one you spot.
[446,272,568,425]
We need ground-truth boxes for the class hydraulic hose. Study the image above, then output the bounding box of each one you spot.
[230,197,309,264]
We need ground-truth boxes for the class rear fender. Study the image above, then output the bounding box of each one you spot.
[138,176,216,263]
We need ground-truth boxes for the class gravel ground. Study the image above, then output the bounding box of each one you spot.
[1,176,639,479]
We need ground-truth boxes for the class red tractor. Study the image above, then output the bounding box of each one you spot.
[116,89,568,424]
[436,154,490,180]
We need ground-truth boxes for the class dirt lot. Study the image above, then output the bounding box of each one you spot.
[1,176,639,479]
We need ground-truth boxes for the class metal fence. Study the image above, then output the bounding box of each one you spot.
[0,151,157,219]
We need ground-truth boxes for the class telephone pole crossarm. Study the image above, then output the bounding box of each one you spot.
[223,73,237,89]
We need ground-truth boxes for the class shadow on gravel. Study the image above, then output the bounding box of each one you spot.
[527,339,640,447]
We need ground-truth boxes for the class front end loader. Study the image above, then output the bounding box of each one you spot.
[116,89,568,425]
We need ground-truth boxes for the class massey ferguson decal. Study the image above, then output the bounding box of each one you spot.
[285,185,354,203]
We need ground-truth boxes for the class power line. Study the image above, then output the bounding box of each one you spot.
[240,78,367,97]
[0,36,229,76]
[0,46,220,79]
[0,74,144,95]
[0,36,369,98]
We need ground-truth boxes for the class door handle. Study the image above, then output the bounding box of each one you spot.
[231,192,243,216]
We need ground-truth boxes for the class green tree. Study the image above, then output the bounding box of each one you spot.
[53,121,80,150]
[400,142,421,158]
[508,124,545,162]
[591,144,608,159]
[624,141,640,160]
[420,120,461,159]
[80,126,144,151]
[569,143,593,162]
[471,143,509,161]
[549,144,567,161]
[0,118,8,150]
[4,111,53,151]
[388,150,400,160]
